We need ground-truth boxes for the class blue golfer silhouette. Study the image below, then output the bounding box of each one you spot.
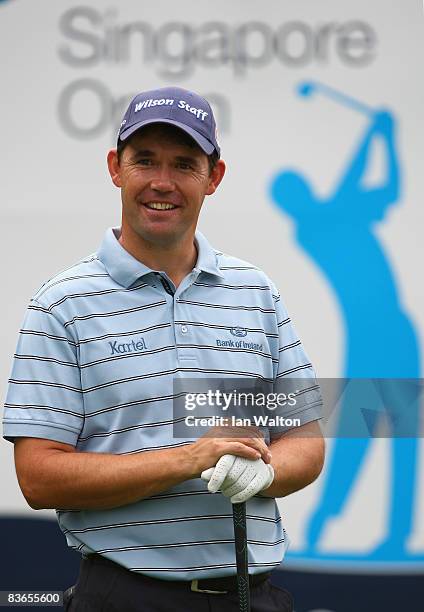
[270,83,420,559]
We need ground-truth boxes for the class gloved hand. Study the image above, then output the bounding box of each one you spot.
[201,454,274,503]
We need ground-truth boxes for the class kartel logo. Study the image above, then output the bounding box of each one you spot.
[108,338,147,355]
[230,327,248,337]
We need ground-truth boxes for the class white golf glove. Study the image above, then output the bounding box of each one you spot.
[201,455,274,503]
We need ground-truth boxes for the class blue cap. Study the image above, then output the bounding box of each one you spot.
[117,86,220,157]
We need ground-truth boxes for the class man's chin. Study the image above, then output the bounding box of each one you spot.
[134,227,189,249]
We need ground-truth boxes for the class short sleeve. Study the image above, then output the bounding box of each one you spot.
[2,299,84,445]
[270,291,323,438]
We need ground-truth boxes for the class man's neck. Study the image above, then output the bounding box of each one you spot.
[118,230,198,288]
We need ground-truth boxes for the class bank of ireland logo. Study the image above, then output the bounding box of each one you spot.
[230,327,248,337]
[268,80,423,571]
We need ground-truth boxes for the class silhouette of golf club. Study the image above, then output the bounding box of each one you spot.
[297,81,375,117]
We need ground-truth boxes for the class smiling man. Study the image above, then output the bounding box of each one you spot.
[108,119,225,286]
[3,86,324,611]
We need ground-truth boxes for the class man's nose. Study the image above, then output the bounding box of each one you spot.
[150,166,175,192]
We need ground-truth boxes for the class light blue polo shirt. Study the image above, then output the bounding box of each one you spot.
[3,228,322,580]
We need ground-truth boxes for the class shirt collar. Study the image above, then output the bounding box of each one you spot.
[97,227,224,288]
[194,230,225,279]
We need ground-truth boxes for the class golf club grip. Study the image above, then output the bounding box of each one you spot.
[232,502,250,612]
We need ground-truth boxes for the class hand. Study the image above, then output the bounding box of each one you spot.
[186,425,272,478]
[201,455,274,503]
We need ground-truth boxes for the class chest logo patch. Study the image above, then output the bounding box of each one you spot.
[230,327,248,337]
[216,338,263,351]
[108,338,147,355]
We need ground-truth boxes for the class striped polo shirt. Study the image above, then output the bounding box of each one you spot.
[3,227,322,580]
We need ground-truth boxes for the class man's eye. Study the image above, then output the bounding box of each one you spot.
[177,162,192,170]
[137,158,153,166]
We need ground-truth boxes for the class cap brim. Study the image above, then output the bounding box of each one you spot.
[119,119,216,155]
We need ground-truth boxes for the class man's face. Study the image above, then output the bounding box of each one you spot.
[107,125,225,249]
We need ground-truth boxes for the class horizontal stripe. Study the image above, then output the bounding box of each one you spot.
[78,416,187,441]
[40,273,109,293]
[294,385,321,397]
[193,282,270,291]
[279,340,302,352]
[83,392,186,419]
[218,266,259,271]
[19,329,77,346]
[4,402,84,419]
[277,363,313,377]
[8,378,82,393]
[14,354,79,368]
[278,317,291,327]
[27,303,52,314]
[36,256,100,298]
[77,323,172,345]
[174,320,279,338]
[64,513,280,534]
[177,299,275,314]
[47,282,148,311]
[63,300,166,328]
[96,537,285,554]
[82,367,272,394]
[80,345,176,368]
[61,489,211,511]
[131,562,280,573]
[3,228,321,579]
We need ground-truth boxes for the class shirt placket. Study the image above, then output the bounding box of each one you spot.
[150,270,201,365]
[174,269,201,364]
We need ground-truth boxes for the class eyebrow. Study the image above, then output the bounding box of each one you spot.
[132,149,155,158]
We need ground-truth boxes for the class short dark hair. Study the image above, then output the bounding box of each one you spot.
[116,124,219,174]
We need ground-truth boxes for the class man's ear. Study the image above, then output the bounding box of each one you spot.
[107,149,122,188]
[206,159,226,196]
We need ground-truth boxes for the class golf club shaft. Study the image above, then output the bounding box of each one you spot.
[233,502,250,612]
[304,81,375,117]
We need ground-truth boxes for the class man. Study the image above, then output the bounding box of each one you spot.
[3,86,324,611]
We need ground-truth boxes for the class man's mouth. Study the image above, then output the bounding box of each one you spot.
[144,202,177,210]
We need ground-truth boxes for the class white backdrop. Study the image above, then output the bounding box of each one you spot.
[1,0,423,571]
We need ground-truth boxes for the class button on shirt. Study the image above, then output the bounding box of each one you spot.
[3,228,322,580]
